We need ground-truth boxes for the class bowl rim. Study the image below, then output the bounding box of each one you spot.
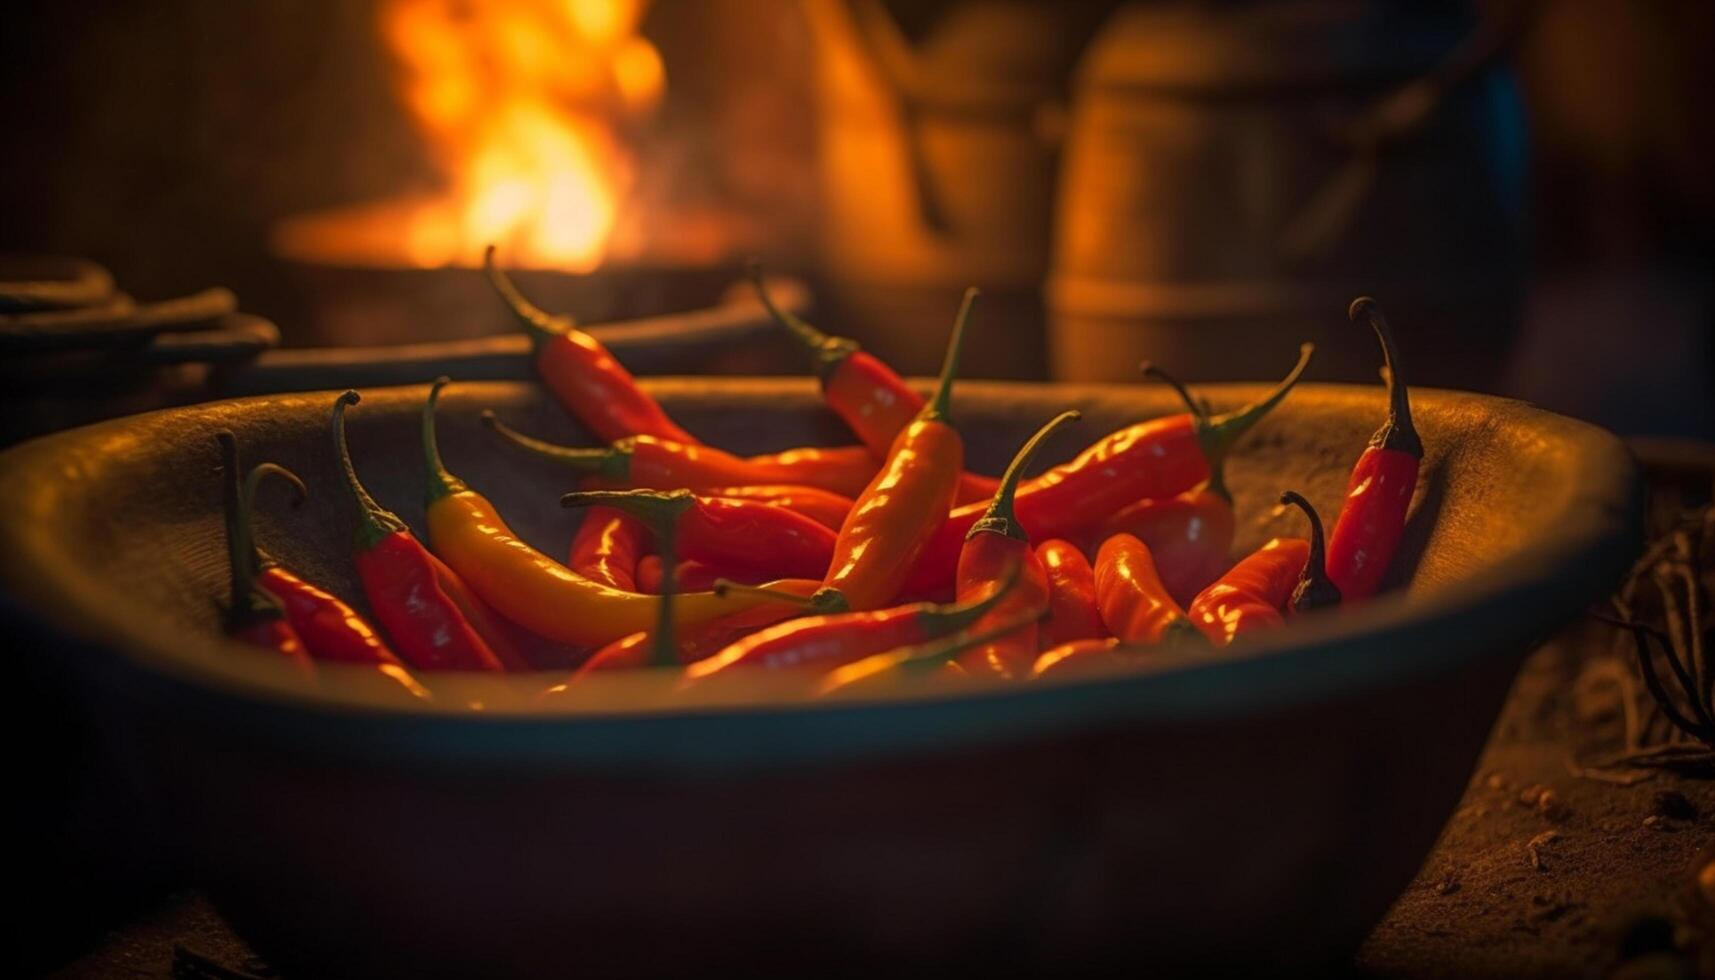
[0,379,1641,771]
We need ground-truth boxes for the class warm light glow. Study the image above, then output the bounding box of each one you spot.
[345,0,662,270]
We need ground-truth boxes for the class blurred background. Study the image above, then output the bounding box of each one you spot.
[0,0,1710,431]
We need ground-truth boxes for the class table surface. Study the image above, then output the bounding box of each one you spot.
[39,630,1715,980]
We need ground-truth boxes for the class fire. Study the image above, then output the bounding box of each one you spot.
[279,0,663,270]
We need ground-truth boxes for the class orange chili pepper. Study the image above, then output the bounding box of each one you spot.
[482,413,879,499]
[816,607,1047,697]
[421,378,814,647]
[1036,539,1106,650]
[1280,491,1342,613]
[485,247,698,446]
[1030,637,1125,679]
[753,266,999,506]
[563,489,837,582]
[953,410,1082,678]
[1186,537,1309,646]
[1093,533,1203,647]
[814,289,978,612]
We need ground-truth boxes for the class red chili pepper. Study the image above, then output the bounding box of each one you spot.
[567,506,648,591]
[482,413,879,499]
[683,564,1019,682]
[331,391,514,672]
[216,433,314,676]
[563,489,837,582]
[813,289,978,612]
[636,555,770,594]
[1030,637,1124,679]
[954,411,1082,678]
[1325,298,1421,601]
[1093,533,1203,647]
[902,344,1313,596]
[1280,491,1342,613]
[699,485,853,530]
[815,607,1048,697]
[1186,537,1309,646]
[1036,539,1106,650]
[485,247,698,446]
[752,267,1000,506]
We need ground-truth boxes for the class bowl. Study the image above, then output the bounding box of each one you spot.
[0,379,1640,976]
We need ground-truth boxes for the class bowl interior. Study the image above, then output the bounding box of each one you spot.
[0,378,1637,730]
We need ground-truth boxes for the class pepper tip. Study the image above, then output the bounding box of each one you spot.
[1348,296,1377,322]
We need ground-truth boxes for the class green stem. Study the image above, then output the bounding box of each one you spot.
[919,558,1024,634]
[1199,342,1315,469]
[422,377,469,503]
[331,391,409,552]
[480,411,634,483]
[919,287,978,425]
[1280,490,1342,611]
[748,260,856,383]
[217,433,304,629]
[1141,362,1232,503]
[1349,297,1422,457]
[483,244,568,346]
[968,410,1082,541]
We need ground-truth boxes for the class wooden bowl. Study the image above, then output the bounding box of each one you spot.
[0,379,1640,976]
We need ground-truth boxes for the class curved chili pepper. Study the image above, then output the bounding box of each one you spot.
[1186,537,1310,646]
[816,607,1047,697]
[684,563,1019,683]
[553,580,822,685]
[902,344,1314,596]
[1030,637,1124,679]
[814,289,977,612]
[954,410,1082,678]
[423,378,804,647]
[331,391,516,672]
[752,266,999,506]
[482,413,878,499]
[567,506,648,591]
[216,433,314,676]
[485,246,698,446]
[1036,539,1106,650]
[563,488,837,581]
[1325,298,1421,601]
[1093,533,1203,648]
[1280,491,1342,612]
[700,484,853,531]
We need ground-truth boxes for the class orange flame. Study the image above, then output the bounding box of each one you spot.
[371,0,662,269]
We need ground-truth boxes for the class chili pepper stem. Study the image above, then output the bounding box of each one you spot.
[483,244,568,346]
[1199,342,1315,467]
[1349,297,1423,457]
[332,391,410,551]
[422,377,470,503]
[480,410,631,482]
[1280,490,1342,611]
[921,558,1025,633]
[968,410,1082,541]
[217,433,305,630]
[1140,361,1233,503]
[919,287,978,425]
[748,260,856,381]
[711,580,822,608]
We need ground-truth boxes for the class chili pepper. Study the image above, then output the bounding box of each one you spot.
[684,563,1020,683]
[485,246,698,446]
[331,391,516,672]
[700,484,853,531]
[482,413,879,499]
[636,555,770,594]
[1030,638,1124,679]
[901,344,1314,596]
[1185,537,1309,646]
[1280,491,1342,612]
[553,580,822,685]
[1036,539,1106,650]
[954,410,1082,678]
[752,266,999,506]
[814,288,978,612]
[216,432,313,676]
[1093,533,1203,647]
[816,607,1047,697]
[1325,298,1421,601]
[423,379,803,646]
[567,506,648,591]
[563,488,837,581]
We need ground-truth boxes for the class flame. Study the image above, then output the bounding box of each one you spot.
[352,0,662,269]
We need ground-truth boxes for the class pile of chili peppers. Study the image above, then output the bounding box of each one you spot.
[216,254,1425,701]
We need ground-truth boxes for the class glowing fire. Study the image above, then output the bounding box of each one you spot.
[278,0,663,270]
